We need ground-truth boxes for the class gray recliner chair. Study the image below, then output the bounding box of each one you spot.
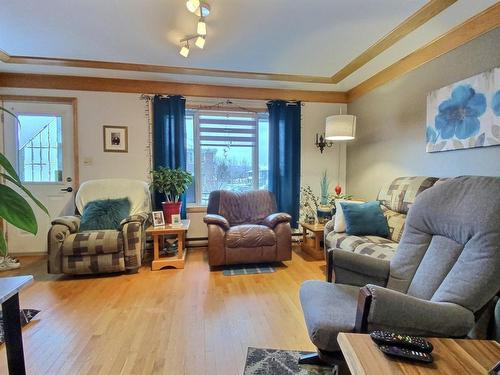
[299,176,500,365]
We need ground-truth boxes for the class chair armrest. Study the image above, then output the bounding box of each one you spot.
[328,249,390,286]
[262,212,291,229]
[203,214,230,231]
[120,212,149,228]
[355,284,475,337]
[51,215,81,233]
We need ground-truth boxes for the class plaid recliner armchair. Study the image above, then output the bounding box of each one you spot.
[48,179,151,275]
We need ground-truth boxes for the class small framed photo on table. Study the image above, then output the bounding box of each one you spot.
[152,211,165,227]
[103,125,128,152]
[171,214,181,226]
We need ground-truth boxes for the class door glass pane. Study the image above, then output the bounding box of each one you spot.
[17,115,63,182]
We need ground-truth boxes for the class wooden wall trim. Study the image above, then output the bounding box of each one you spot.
[330,0,456,83]
[3,55,333,84]
[0,73,348,103]
[347,2,500,102]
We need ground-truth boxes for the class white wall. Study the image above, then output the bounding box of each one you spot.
[0,87,345,240]
[347,28,500,200]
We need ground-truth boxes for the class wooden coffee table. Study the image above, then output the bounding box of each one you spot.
[146,220,190,270]
[299,221,325,260]
[338,332,500,374]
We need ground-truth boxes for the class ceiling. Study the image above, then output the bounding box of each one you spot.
[0,0,497,91]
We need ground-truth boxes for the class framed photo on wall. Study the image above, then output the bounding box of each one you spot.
[103,125,128,152]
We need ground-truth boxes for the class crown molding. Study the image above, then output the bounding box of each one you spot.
[0,72,348,103]
[330,0,456,83]
[347,2,500,102]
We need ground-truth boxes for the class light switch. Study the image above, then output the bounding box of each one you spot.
[83,157,93,166]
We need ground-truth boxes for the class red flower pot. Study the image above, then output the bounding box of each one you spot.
[162,201,182,224]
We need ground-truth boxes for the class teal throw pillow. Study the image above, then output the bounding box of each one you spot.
[79,198,131,231]
[339,200,389,237]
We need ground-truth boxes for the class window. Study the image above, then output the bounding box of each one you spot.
[17,114,63,182]
[186,110,269,205]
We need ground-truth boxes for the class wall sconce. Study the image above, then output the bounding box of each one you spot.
[315,133,333,153]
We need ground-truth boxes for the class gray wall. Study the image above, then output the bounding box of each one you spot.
[347,27,500,200]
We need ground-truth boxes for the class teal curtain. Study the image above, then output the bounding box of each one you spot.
[153,95,187,218]
[267,100,301,228]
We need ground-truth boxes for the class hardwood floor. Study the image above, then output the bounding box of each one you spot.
[0,247,325,374]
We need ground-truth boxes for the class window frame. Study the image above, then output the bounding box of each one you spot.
[15,111,64,185]
[186,109,269,206]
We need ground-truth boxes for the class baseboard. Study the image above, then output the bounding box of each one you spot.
[9,252,47,257]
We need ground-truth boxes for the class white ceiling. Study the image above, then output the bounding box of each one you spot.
[0,0,497,91]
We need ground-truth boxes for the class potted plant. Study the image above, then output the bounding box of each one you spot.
[0,107,48,269]
[150,167,193,224]
[317,171,334,224]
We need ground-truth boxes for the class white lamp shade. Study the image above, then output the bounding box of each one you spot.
[325,115,356,141]
[186,0,200,13]
[179,45,190,58]
[197,19,207,35]
[195,35,206,49]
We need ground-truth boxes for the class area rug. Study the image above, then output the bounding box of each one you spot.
[0,309,39,344]
[223,264,275,276]
[244,347,334,375]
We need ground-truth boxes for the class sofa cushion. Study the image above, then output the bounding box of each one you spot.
[300,281,359,352]
[226,225,276,248]
[381,207,407,243]
[326,232,397,260]
[80,198,131,231]
[62,230,124,256]
[377,176,440,214]
[340,201,389,238]
[334,199,363,233]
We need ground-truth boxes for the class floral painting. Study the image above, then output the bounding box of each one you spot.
[426,67,500,152]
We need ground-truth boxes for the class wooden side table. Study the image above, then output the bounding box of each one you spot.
[338,332,500,375]
[145,220,190,270]
[299,221,325,260]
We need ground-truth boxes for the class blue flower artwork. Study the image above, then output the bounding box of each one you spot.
[426,67,500,152]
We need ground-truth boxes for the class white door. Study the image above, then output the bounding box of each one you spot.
[3,101,75,254]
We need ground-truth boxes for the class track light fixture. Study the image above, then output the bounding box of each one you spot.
[180,1,211,58]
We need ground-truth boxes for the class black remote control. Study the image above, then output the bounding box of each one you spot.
[370,331,433,353]
[378,345,433,363]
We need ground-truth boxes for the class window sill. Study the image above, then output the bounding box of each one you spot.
[186,205,208,214]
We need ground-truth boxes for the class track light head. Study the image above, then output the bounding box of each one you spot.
[197,17,207,35]
[186,0,200,13]
[195,35,206,49]
[179,42,190,58]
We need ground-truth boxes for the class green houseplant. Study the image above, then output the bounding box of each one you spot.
[150,167,193,223]
[0,106,48,264]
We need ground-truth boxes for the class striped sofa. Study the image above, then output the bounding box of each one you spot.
[324,177,446,265]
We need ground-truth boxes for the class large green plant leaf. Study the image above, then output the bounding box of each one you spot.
[0,184,37,234]
[0,152,21,182]
[0,173,49,215]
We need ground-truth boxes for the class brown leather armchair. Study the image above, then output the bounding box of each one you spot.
[203,190,292,266]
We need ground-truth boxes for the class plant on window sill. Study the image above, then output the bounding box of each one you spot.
[0,106,49,259]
